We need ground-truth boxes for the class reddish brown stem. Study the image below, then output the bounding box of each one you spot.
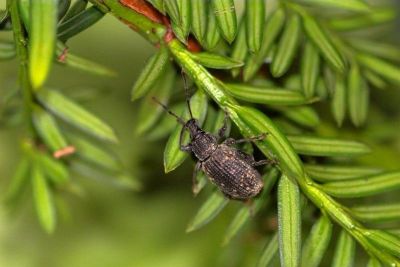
[120,0,163,23]
[119,0,201,52]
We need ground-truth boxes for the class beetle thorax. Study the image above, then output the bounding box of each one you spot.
[190,132,218,161]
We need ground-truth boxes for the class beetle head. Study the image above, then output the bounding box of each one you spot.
[184,118,201,137]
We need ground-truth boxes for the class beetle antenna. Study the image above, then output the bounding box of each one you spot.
[151,97,186,125]
[181,70,194,119]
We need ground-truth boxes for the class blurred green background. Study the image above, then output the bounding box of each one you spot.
[0,1,400,267]
[0,3,267,266]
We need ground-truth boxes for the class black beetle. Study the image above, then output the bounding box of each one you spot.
[152,92,272,200]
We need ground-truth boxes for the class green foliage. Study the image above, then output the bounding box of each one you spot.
[37,89,118,143]
[243,8,285,81]
[190,51,243,69]
[245,0,264,53]
[331,230,355,267]
[186,190,228,233]
[32,164,56,234]
[278,174,301,267]
[57,5,104,42]
[2,0,140,235]
[32,104,68,152]
[131,45,169,100]
[271,13,301,78]
[301,215,332,267]
[225,83,313,106]
[212,0,237,43]
[301,41,320,98]
[2,0,400,266]
[28,0,58,90]
[257,232,279,267]
[56,42,116,76]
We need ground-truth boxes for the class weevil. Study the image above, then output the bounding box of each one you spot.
[153,94,273,201]
[153,72,273,200]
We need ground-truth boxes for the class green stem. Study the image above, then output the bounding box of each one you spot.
[88,0,166,44]
[8,0,34,134]
[166,40,400,267]
[80,3,400,266]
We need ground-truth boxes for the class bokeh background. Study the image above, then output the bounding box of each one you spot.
[0,1,400,266]
[0,3,249,267]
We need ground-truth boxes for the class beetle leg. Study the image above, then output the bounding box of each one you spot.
[223,137,236,146]
[252,159,276,167]
[224,134,267,146]
[237,151,256,165]
[217,110,230,141]
[234,133,268,144]
[244,199,256,216]
[179,127,192,152]
[180,145,191,152]
[222,191,234,200]
[192,162,203,195]
[237,150,277,167]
